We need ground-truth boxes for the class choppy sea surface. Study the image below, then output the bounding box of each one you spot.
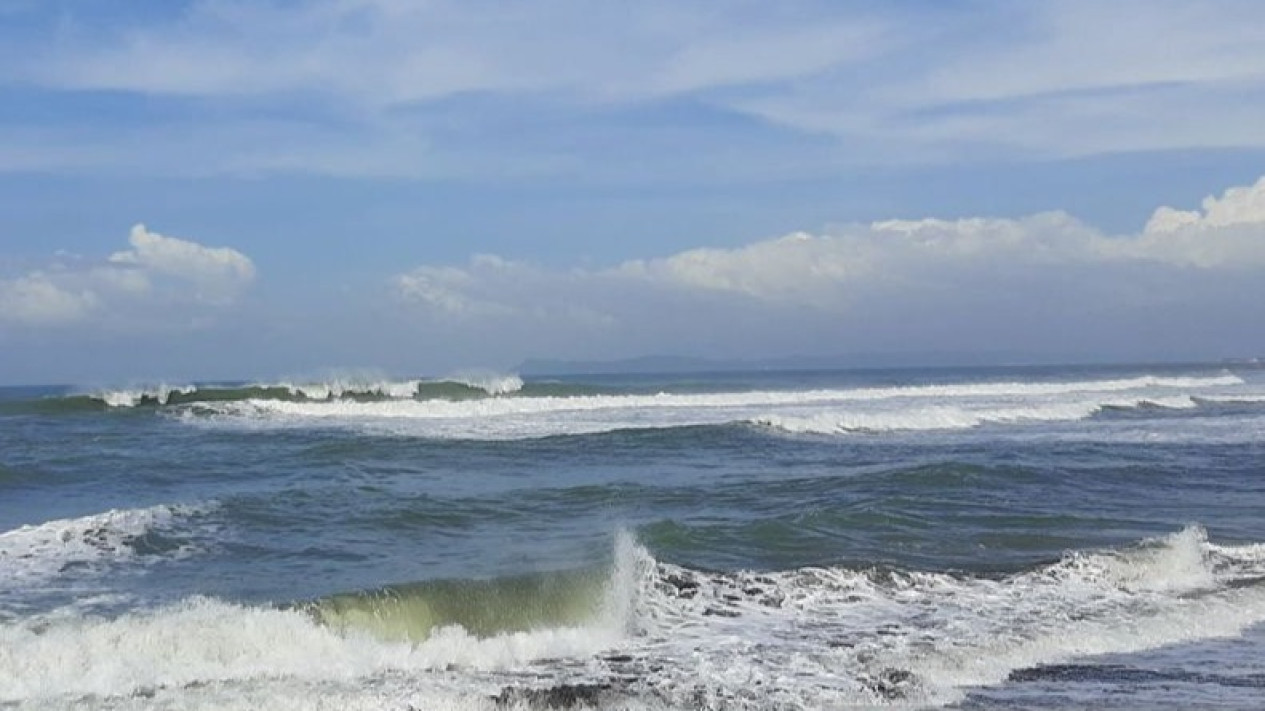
[2,362,1265,710]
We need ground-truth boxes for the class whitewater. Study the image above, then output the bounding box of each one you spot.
[2,362,1265,709]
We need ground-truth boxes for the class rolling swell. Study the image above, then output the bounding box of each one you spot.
[0,393,112,416]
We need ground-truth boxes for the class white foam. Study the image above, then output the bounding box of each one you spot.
[186,382,1228,440]
[0,504,209,587]
[754,401,1113,434]
[756,395,1208,434]
[616,525,1265,708]
[81,372,1254,413]
[1198,393,1265,404]
[791,373,1242,402]
[446,372,525,396]
[0,596,626,704]
[94,384,197,407]
[273,373,524,400]
[0,534,645,708]
[277,377,422,400]
[87,373,527,409]
[4,527,1265,709]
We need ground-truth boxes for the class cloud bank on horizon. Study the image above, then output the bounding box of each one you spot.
[388,176,1265,359]
[6,175,1264,374]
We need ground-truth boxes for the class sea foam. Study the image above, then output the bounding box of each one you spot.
[85,373,525,409]
[623,525,1265,708]
[0,533,644,707]
[4,528,1264,709]
[96,384,197,407]
[183,371,1247,440]
[0,503,210,587]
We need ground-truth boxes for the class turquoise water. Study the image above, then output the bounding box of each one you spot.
[2,363,1265,709]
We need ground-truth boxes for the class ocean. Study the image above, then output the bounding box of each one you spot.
[2,362,1264,710]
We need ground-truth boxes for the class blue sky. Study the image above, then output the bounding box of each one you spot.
[3,0,1265,384]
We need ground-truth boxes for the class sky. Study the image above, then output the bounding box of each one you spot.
[3,0,1265,385]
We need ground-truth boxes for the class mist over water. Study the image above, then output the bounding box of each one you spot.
[2,362,1265,709]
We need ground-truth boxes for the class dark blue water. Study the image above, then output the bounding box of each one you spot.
[2,363,1264,709]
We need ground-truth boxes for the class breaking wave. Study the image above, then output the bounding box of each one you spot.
[3,527,1265,709]
[6,372,1245,416]
[177,372,1258,440]
[444,372,525,397]
[3,374,530,413]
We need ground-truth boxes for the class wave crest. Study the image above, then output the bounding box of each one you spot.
[185,376,1239,440]
[77,374,526,409]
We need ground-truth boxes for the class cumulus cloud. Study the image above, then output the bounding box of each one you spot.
[109,224,256,303]
[1187,176,1265,229]
[0,225,255,327]
[390,175,1265,360]
[1116,177,1265,268]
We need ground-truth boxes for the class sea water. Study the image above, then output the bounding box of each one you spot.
[2,363,1264,709]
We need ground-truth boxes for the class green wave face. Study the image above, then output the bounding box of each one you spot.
[302,567,611,642]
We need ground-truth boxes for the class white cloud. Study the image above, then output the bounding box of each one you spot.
[619,231,868,303]
[0,272,98,325]
[615,178,1265,307]
[109,224,255,303]
[1116,177,1265,268]
[1144,176,1265,233]
[0,225,255,328]
[12,2,767,103]
[910,0,1265,106]
[396,254,616,326]
[391,175,1265,360]
[649,21,887,95]
[12,1,1263,178]
[17,2,901,107]
[677,1,1265,161]
[396,264,502,318]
